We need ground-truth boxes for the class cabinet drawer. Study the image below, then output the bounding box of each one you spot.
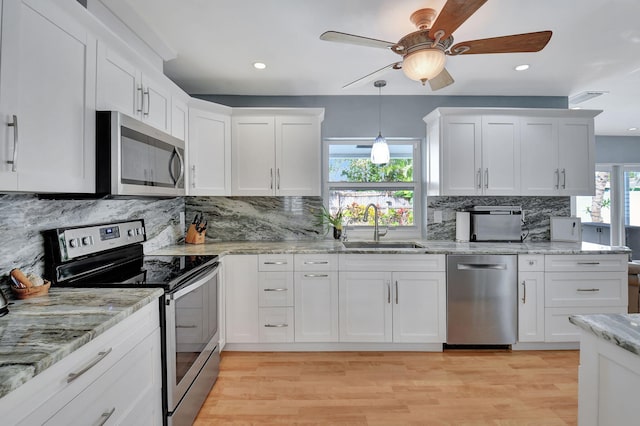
[545,254,628,272]
[294,253,338,271]
[545,272,627,307]
[339,254,445,272]
[259,307,294,342]
[518,255,545,271]
[258,271,294,307]
[258,254,294,271]
[544,306,626,342]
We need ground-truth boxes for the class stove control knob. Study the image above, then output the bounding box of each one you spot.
[82,236,93,246]
[128,229,135,237]
[69,238,78,248]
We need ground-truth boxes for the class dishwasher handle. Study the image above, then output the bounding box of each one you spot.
[457,263,507,270]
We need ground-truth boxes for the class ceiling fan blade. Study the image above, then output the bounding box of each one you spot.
[450,31,553,55]
[429,0,487,40]
[428,68,455,91]
[342,62,401,89]
[320,31,395,49]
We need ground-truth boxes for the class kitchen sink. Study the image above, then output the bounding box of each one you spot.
[342,241,424,249]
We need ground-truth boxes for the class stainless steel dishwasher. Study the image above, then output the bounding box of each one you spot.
[446,254,517,345]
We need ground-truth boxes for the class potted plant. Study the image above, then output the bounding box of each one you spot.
[315,205,344,239]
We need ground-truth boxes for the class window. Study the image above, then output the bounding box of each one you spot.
[323,138,422,239]
[576,170,611,224]
[625,170,640,226]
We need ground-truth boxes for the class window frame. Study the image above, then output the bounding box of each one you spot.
[322,137,423,240]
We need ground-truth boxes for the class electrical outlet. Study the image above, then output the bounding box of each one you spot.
[179,212,185,230]
[433,210,443,224]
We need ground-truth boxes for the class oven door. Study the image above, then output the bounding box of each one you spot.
[165,264,219,419]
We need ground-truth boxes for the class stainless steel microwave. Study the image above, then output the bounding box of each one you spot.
[96,111,185,196]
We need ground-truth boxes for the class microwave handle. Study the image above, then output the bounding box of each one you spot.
[169,147,185,187]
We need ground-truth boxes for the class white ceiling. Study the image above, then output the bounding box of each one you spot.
[113,0,640,136]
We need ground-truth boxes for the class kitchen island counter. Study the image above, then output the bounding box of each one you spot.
[150,240,630,256]
[0,287,163,399]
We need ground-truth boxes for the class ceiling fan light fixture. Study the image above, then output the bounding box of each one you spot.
[402,48,446,84]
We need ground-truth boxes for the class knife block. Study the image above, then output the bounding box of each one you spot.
[185,224,205,244]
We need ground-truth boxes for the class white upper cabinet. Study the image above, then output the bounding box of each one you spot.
[0,0,96,193]
[521,117,595,195]
[96,41,170,134]
[187,100,232,196]
[231,109,324,196]
[424,108,600,197]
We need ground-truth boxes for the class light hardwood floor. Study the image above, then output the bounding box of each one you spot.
[195,350,579,425]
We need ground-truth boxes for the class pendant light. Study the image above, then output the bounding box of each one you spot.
[371,80,390,164]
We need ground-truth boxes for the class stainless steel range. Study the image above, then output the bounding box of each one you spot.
[43,220,219,426]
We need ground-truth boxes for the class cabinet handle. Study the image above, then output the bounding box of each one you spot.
[528,260,534,266]
[304,261,329,265]
[6,115,18,172]
[277,168,280,190]
[177,324,198,328]
[521,280,527,304]
[387,281,391,304]
[67,348,112,383]
[577,288,600,292]
[264,261,287,265]
[143,88,150,116]
[577,261,600,265]
[476,168,482,189]
[304,274,329,278]
[270,168,273,189]
[554,169,560,189]
[395,280,398,304]
[263,288,288,291]
[191,165,196,188]
[484,168,489,189]
[136,85,143,113]
[561,168,566,189]
[264,323,288,328]
[97,407,116,426]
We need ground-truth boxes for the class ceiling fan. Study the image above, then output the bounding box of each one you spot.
[320,0,552,91]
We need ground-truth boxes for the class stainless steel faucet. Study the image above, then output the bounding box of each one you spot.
[363,203,387,242]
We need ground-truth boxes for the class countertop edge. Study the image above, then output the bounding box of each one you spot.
[569,314,640,357]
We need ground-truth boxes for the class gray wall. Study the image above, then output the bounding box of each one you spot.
[595,135,640,164]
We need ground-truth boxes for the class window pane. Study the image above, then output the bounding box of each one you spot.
[329,189,414,227]
[328,144,413,183]
[626,171,640,226]
[576,171,610,224]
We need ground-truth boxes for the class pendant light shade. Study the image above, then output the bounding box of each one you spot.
[371,80,390,164]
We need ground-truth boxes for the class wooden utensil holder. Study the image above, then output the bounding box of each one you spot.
[185,224,206,244]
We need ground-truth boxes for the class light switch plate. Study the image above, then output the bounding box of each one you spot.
[433,210,443,223]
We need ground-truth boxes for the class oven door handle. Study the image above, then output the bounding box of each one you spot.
[169,264,219,300]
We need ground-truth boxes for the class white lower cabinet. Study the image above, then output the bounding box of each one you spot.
[0,300,162,425]
[338,255,446,344]
[224,255,259,343]
[517,255,545,342]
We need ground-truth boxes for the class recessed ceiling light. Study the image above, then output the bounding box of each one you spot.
[253,62,266,70]
[514,64,529,71]
[629,127,638,131]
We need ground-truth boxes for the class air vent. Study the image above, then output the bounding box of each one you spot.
[569,91,608,105]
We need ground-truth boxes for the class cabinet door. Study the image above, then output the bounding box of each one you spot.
[188,108,231,195]
[481,116,520,195]
[275,116,321,196]
[392,271,446,343]
[171,95,189,141]
[96,42,140,118]
[141,73,171,133]
[339,271,392,342]
[520,117,560,195]
[558,118,595,195]
[231,116,275,195]
[441,115,482,195]
[294,271,339,342]
[224,255,259,343]
[518,271,545,342]
[0,0,96,192]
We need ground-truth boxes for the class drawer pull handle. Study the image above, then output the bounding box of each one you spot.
[304,274,328,278]
[264,323,288,328]
[304,261,329,264]
[263,288,288,292]
[577,288,600,292]
[67,348,112,383]
[264,261,287,265]
[577,262,600,265]
[97,407,116,426]
[177,324,198,328]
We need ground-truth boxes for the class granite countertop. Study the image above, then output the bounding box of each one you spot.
[0,287,163,399]
[149,240,630,256]
[569,314,640,356]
